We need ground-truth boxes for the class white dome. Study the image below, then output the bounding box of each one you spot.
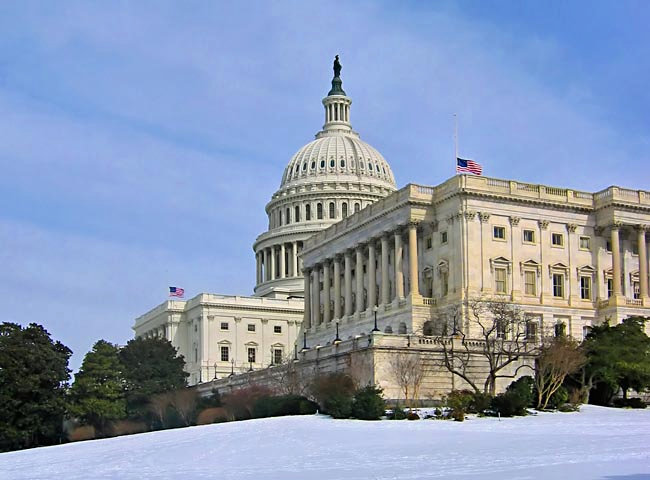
[281,132,396,189]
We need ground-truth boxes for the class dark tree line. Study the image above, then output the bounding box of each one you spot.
[0,323,188,452]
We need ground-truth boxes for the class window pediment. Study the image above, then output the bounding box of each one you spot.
[549,262,569,278]
[577,265,595,277]
[490,256,511,273]
[520,259,541,276]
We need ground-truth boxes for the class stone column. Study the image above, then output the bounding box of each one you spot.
[323,262,331,323]
[292,241,298,277]
[303,268,311,329]
[280,244,286,279]
[333,257,342,319]
[256,251,261,284]
[381,235,390,305]
[394,230,404,300]
[312,268,321,326]
[368,242,376,309]
[344,251,353,317]
[611,225,622,297]
[356,246,364,313]
[638,226,648,301]
[263,248,269,281]
[408,222,419,298]
[270,246,276,280]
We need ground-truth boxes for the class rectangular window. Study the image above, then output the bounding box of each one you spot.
[247,347,256,363]
[551,233,564,246]
[606,240,612,252]
[555,323,566,337]
[523,229,535,243]
[553,273,564,298]
[247,324,256,332]
[220,346,229,362]
[580,276,592,300]
[220,322,229,330]
[273,325,282,334]
[524,271,536,296]
[607,278,613,298]
[579,236,590,250]
[273,348,283,365]
[441,271,449,296]
[526,321,538,341]
[493,226,506,240]
[426,237,432,249]
[632,243,639,255]
[496,319,507,339]
[634,281,640,299]
[441,231,448,244]
[495,267,507,293]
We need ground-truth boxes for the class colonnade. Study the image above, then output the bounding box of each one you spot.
[256,241,303,284]
[610,224,649,301]
[303,223,420,329]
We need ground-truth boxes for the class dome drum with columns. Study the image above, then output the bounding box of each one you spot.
[253,59,397,299]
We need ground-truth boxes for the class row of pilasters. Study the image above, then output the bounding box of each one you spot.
[256,241,303,284]
[303,223,421,328]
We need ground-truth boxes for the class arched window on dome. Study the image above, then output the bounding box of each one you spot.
[320,159,325,169]
[294,205,300,223]
[354,203,360,213]
[360,161,365,170]
[342,202,348,218]
[294,164,299,174]
[317,203,323,220]
[305,204,311,221]
[310,161,316,170]
[340,159,345,168]
[286,207,291,224]
[329,202,335,219]
[330,158,335,168]
[302,162,307,172]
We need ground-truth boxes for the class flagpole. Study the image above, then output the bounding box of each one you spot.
[454,113,459,174]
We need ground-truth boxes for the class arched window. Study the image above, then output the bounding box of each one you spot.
[329,202,335,219]
[354,203,360,213]
[317,203,323,220]
[310,161,316,170]
[294,205,300,222]
[320,159,325,168]
[278,210,282,226]
[340,159,345,168]
[305,204,311,221]
[398,322,407,334]
[342,202,348,218]
[302,162,307,171]
[330,158,335,168]
[285,207,290,224]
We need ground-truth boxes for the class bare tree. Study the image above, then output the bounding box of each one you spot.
[169,388,198,426]
[434,297,540,395]
[148,391,172,427]
[535,336,586,409]
[388,352,432,409]
[270,354,312,397]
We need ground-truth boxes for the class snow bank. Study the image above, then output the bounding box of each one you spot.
[1,405,649,479]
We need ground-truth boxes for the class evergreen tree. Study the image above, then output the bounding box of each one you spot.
[582,316,650,404]
[119,337,188,417]
[69,340,126,435]
[0,322,71,452]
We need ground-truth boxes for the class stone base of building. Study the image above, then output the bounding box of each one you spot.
[196,332,535,402]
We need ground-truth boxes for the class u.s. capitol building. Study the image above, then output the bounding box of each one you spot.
[134,59,650,396]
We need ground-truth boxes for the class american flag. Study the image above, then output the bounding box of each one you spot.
[456,157,483,175]
[169,286,185,298]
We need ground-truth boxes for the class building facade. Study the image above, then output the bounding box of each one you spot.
[300,175,650,351]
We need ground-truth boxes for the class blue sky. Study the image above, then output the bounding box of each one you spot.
[0,1,648,372]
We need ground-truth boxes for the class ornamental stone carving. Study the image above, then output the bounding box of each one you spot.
[567,223,577,233]
[464,211,476,221]
[479,212,491,223]
[509,216,521,226]
[538,220,549,230]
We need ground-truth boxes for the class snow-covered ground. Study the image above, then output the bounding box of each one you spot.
[1,405,649,479]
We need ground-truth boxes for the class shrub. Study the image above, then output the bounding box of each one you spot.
[107,420,148,437]
[388,406,407,420]
[613,397,647,409]
[469,392,493,414]
[352,385,385,420]
[310,373,356,419]
[451,409,465,422]
[222,385,273,421]
[196,407,230,425]
[558,403,580,412]
[406,412,420,420]
[68,425,96,442]
[490,377,534,417]
[252,395,318,418]
[447,390,474,415]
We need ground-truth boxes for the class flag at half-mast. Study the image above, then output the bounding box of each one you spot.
[169,286,185,298]
[456,157,482,176]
